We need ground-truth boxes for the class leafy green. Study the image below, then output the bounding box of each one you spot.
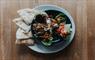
[41,40,53,46]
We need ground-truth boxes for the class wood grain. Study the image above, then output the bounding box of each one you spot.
[0,0,95,60]
[87,0,95,60]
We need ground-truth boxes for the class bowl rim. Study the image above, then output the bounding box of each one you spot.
[28,4,75,54]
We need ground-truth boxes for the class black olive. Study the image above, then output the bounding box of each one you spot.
[35,14,47,24]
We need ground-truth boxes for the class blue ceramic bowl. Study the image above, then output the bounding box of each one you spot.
[28,4,75,54]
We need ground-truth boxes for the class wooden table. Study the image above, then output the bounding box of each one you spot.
[0,0,95,60]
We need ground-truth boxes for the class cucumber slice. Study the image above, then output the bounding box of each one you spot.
[41,40,53,46]
[64,24,72,33]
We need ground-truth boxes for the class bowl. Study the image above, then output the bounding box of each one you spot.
[26,5,75,54]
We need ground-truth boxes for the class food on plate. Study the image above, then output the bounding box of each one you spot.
[55,13,66,24]
[13,8,47,46]
[13,18,31,32]
[17,8,48,25]
[31,10,72,46]
[13,8,72,46]
[16,28,34,45]
[15,39,34,45]
[16,28,32,40]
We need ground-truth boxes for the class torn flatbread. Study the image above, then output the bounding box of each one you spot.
[17,8,48,25]
[17,8,47,15]
[15,39,34,45]
[13,18,31,32]
[17,11,34,25]
[16,28,32,40]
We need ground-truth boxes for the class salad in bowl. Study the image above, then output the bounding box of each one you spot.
[31,10,72,46]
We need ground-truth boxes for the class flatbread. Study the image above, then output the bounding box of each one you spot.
[16,28,32,40]
[13,8,48,46]
[17,11,34,25]
[17,8,48,25]
[15,39,34,45]
[17,8,47,16]
[13,18,31,32]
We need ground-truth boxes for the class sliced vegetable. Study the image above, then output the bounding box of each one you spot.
[64,24,72,33]
[41,40,53,46]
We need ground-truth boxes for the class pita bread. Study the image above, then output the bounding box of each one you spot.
[16,28,32,40]
[13,18,31,32]
[15,39,34,45]
[17,8,47,15]
[17,11,34,25]
[17,9,48,25]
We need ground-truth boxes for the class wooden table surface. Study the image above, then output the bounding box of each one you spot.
[0,0,95,60]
